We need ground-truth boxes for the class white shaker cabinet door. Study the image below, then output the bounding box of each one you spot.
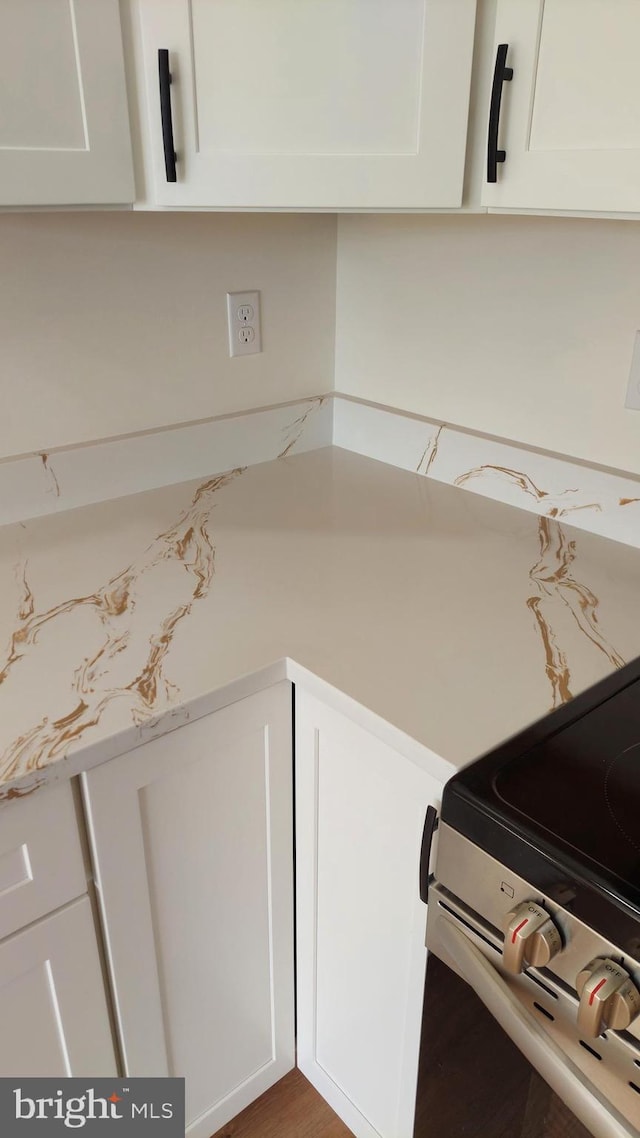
[295,689,443,1138]
[483,0,640,213]
[82,683,294,1138]
[0,0,134,205]
[0,898,117,1077]
[134,0,476,209]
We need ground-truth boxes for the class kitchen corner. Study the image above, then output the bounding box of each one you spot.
[4,2,640,1134]
[3,412,639,1136]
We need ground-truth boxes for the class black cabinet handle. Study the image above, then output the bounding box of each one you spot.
[158,49,177,183]
[487,43,513,183]
[419,805,438,904]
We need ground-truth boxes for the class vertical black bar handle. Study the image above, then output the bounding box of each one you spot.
[158,49,177,183]
[419,805,438,904]
[487,43,513,183]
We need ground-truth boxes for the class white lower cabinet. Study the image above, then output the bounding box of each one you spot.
[295,689,443,1138]
[82,683,295,1138]
[81,680,442,1137]
[0,898,117,1077]
[0,779,87,944]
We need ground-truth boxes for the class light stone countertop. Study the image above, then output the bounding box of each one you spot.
[1,446,639,801]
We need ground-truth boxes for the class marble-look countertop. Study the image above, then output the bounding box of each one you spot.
[1,446,639,801]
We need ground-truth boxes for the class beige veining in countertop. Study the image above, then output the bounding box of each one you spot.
[1,446,639,799]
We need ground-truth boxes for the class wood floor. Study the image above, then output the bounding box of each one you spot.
[211,1069,354,1138]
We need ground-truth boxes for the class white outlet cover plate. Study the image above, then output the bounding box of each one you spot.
[625,331,640,410]
[227,291,262,357]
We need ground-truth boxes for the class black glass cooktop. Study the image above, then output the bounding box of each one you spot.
[494,685,640,902]
[442,657,640,949]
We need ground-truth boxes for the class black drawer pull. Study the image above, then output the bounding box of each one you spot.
[487,43,513,183]
[158,49,177,183]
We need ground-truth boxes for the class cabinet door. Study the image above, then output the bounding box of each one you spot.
[82,684,294,1138]
[0,898,117,1077]
[135,0,476,209]
[0,0,134,205]
[483,1,640,212]
[295,689,443,1138]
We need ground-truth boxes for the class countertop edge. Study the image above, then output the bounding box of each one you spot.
[0,656,457,809]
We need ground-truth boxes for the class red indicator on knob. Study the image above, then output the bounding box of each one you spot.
[511,918,528,944]
[588,977,607,1007]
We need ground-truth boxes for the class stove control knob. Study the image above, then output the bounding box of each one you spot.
[503,901,562,975]
[576,958,640,1038]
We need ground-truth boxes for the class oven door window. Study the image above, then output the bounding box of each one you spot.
[414,953,592,1138]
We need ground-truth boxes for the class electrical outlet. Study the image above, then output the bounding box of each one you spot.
[625,331,640,409]
[227,291,261,357]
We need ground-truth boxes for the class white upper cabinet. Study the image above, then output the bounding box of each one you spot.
[483,0,640,213]
[132,0,477,209]
[0,0,134,205]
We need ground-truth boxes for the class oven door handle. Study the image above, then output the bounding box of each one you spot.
[438,913,637,1138]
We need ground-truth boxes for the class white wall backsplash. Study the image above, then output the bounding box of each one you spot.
[3,209,640,547]
[3,393,639,550]
[0,212,336,459]
[335,213,640,476]
[333,397,640,548]
[0,398,331,525]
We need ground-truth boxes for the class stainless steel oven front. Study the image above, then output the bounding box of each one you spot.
[413,822,640,1138]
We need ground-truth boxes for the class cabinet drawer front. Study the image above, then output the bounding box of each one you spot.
[0,782,87,940]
